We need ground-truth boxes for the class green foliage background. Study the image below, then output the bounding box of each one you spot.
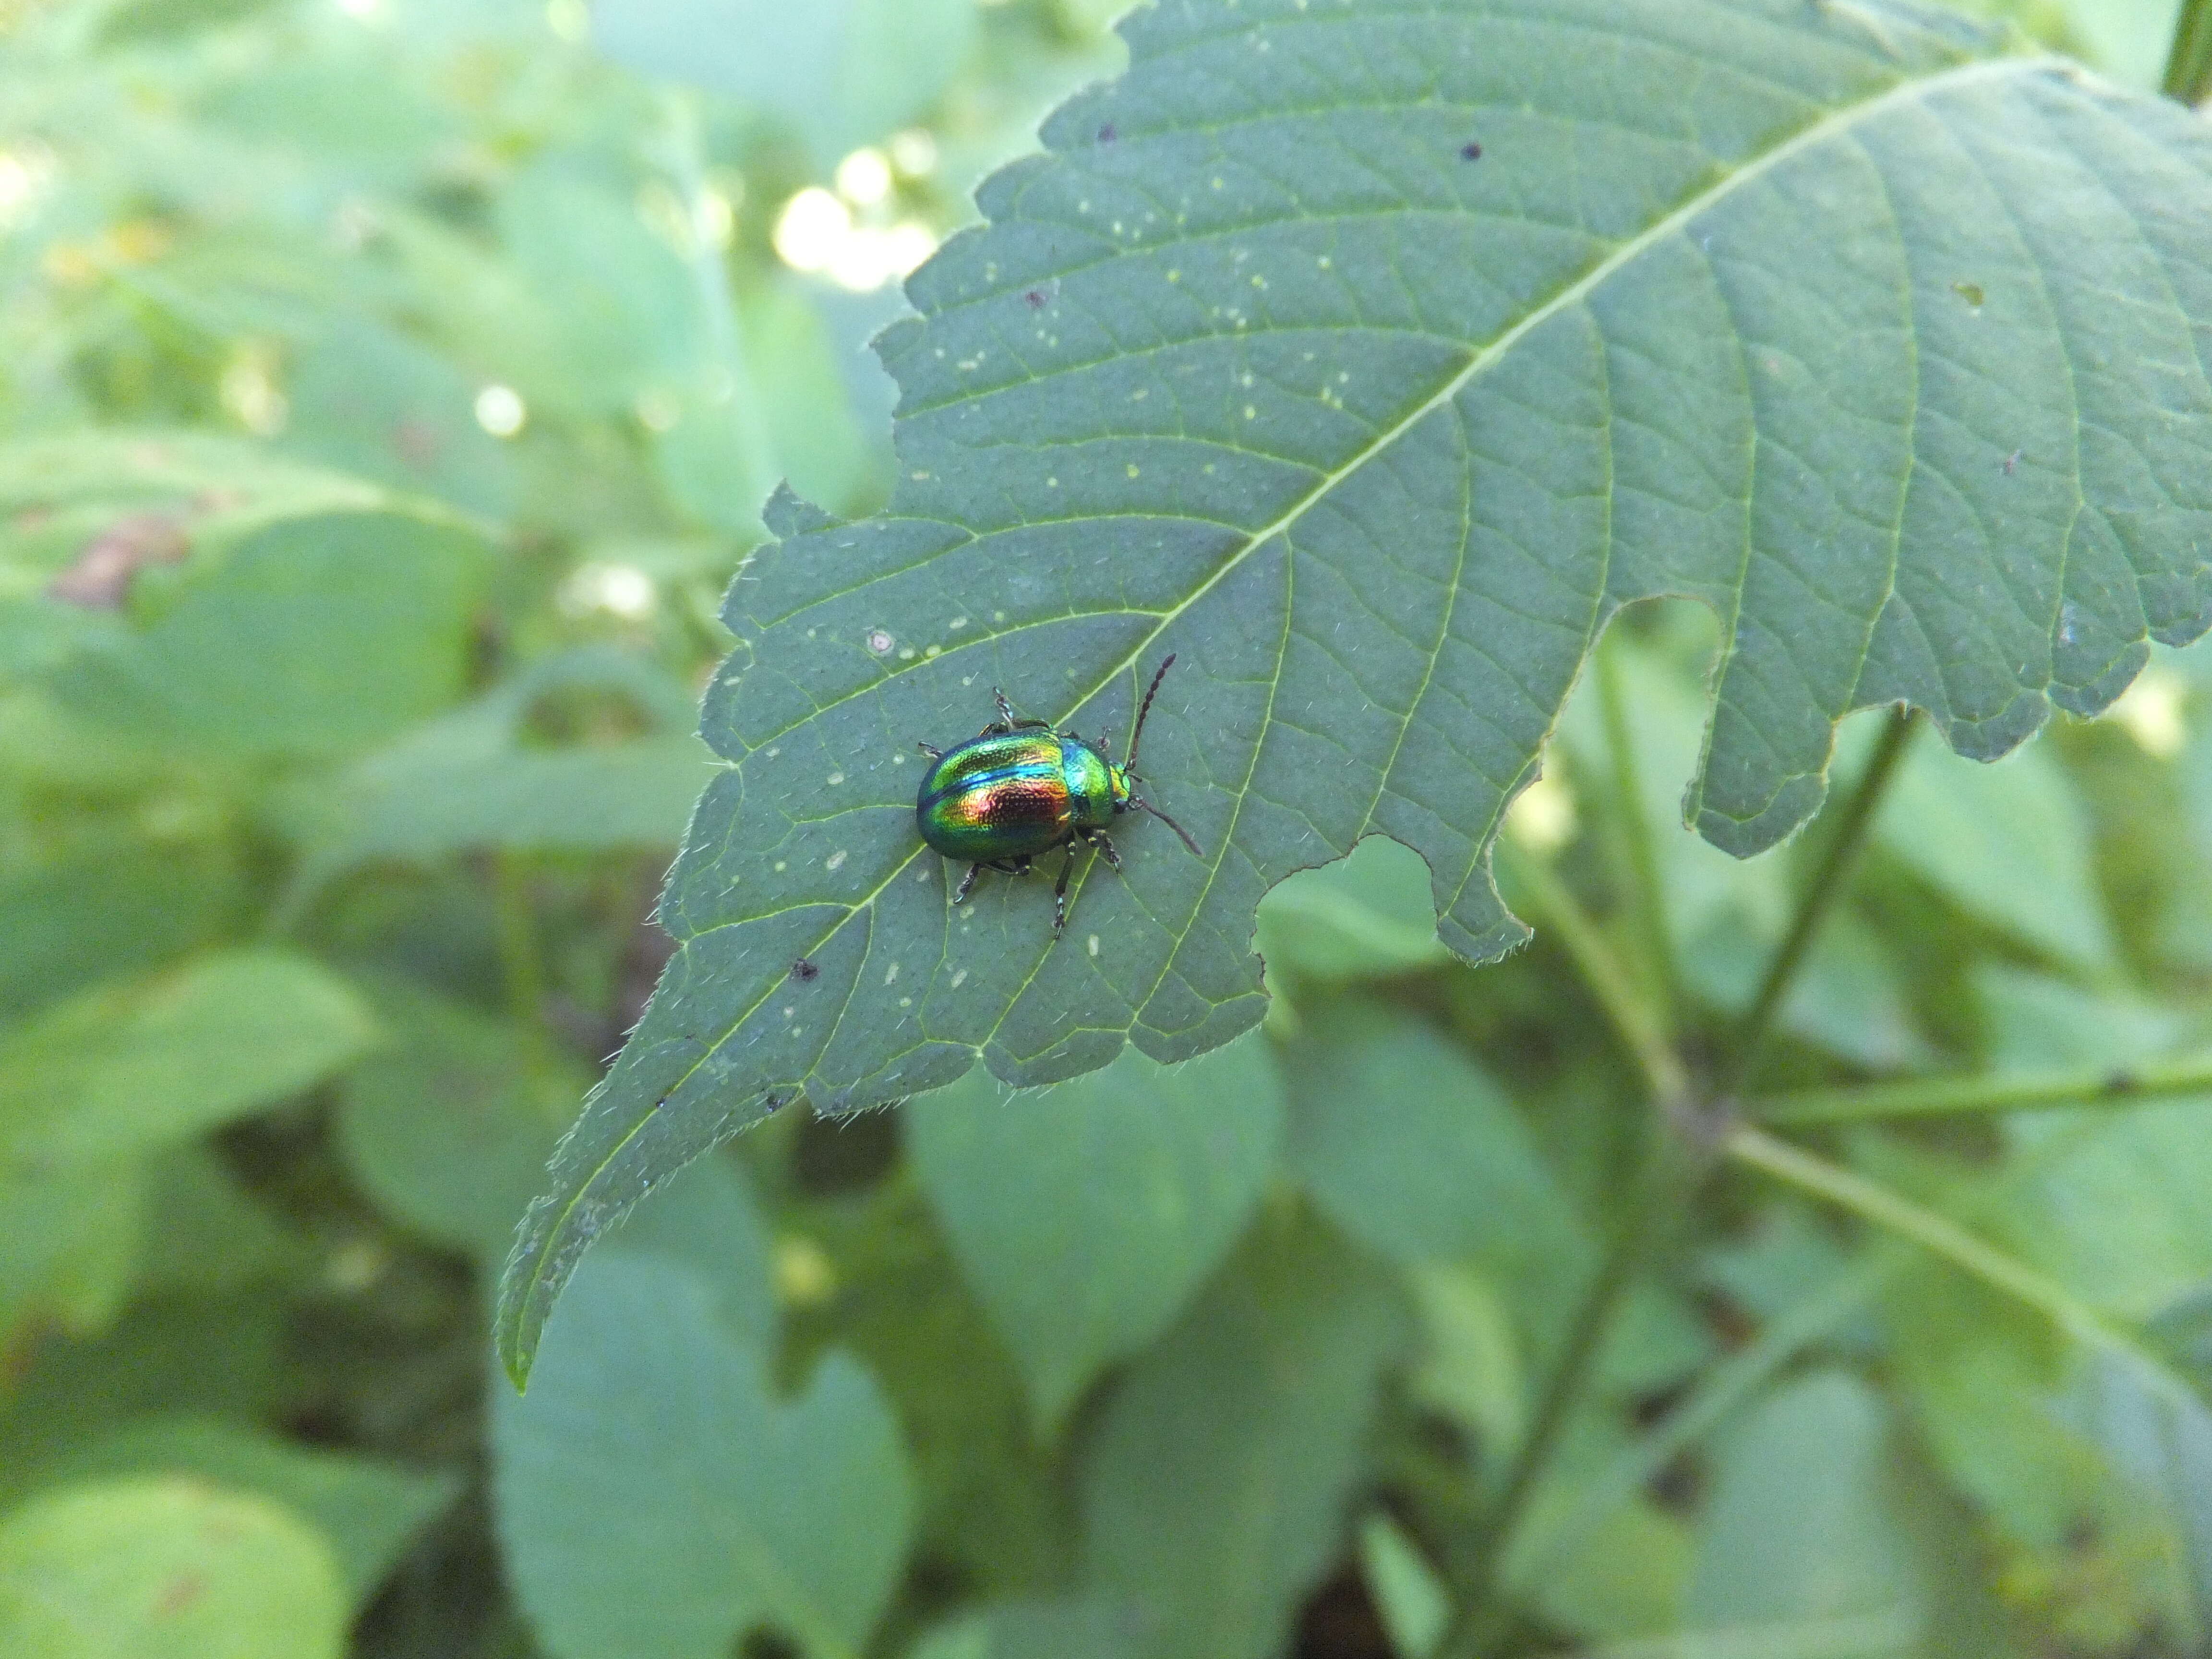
[2,0,2212,1657]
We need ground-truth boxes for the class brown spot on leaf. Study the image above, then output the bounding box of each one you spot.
[47,512,190,607]
[394,418,440,470]
[154,1574,205,1616]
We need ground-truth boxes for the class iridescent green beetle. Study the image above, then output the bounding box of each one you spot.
[914,655,1202,934]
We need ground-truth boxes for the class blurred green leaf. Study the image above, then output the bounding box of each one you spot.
[0,431,385,598]
[306,728,710,866]
[280,316,517,519]
[502,0,2212,1379]
[1975,963,2181,1070]
[598,1151,778,1350]
[2066,1343,2212,1640]
[57,510,494,758]
[740,275,883,516]
[1503,1423,1694,1642]
[493,1250,912,1659]
[495,160,703,414]
[2059,0,2187,86]
[1686,907,1931,1072]
[1887,1264,2101,1552]
[96,0,295,49]
[132,1144,301,1298]
[0,949,377,1168]
[1976,970,2212,1318]
[0,1296,288,1469]
[1404,1261,1525,1458]
[20,1417,458,1611]
[0,1477,348,1659]
[292,651,716,895]
[1683,1371,1925,1650]
[334,988,581,1258]
[906,1599,1149,1659]
[2012,1100,2212,1318]
[1358,1512,1447,1659]
[1875,736,2116,975]
[1554,618,1773,950]
[0,1159,145,1338]
[907,1031,1282,1432]
[593,0,978,166]
[1281,996,1581,1270]
[196,56,460,176]
[1077,1212,1407,1659]
[1253,835,1449,1001]
[786,1180,1068,1596]
[0,842,241,1021]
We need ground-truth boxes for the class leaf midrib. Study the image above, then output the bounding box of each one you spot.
[504,48,2058,1374]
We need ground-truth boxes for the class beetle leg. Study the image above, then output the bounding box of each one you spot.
[916,742,943,759]
[1052,843,1078,934]
[983,689,1050,737]
[1086,830,1122,872]
[952,864,982,905]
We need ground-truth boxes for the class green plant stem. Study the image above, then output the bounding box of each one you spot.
[1722,1124,2164,1372]
[1755,1052,2212,1126]
[1433,1132,1679,1659]
[1517,1246,1902,1584]
[493,851,548,1034]
[1516,1099,2152,1583]
[2165,0,2212,104]
[1452,714,1918,1656]
[1596,632,1675,1032]
[1496,838,1689,1108]
[1720,706,1916,1098]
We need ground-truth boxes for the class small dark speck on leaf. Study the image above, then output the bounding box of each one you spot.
[156,1574,205,1616]
[1952,280,1984,306]
[1096,122,1118,144]
[1023,289,1046,310]
[2101,1068,2140,1095]
[790,958,820,982]
[1459,140,1483,160]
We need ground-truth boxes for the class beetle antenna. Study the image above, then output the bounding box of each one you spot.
[1135,797,1203,857]
[1125,654,1176,775]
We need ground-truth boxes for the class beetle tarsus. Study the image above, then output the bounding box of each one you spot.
[1087,830,1122,871]
[916,742,943,759]
[953,864,981,904]
[1052,844,1078,933]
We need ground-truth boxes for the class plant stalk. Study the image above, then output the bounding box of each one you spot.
[1722,1124,2188,1395]
[2164,0,2212,105]
[1596,631,1676,1032]
[1496,838,1690,1109]
[493,851,548,1034]
[1433,1131,1680,1659]
[1720,706,1916,1099]
[1755,1052,2212,1126]
[1445,712,1920,1654]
